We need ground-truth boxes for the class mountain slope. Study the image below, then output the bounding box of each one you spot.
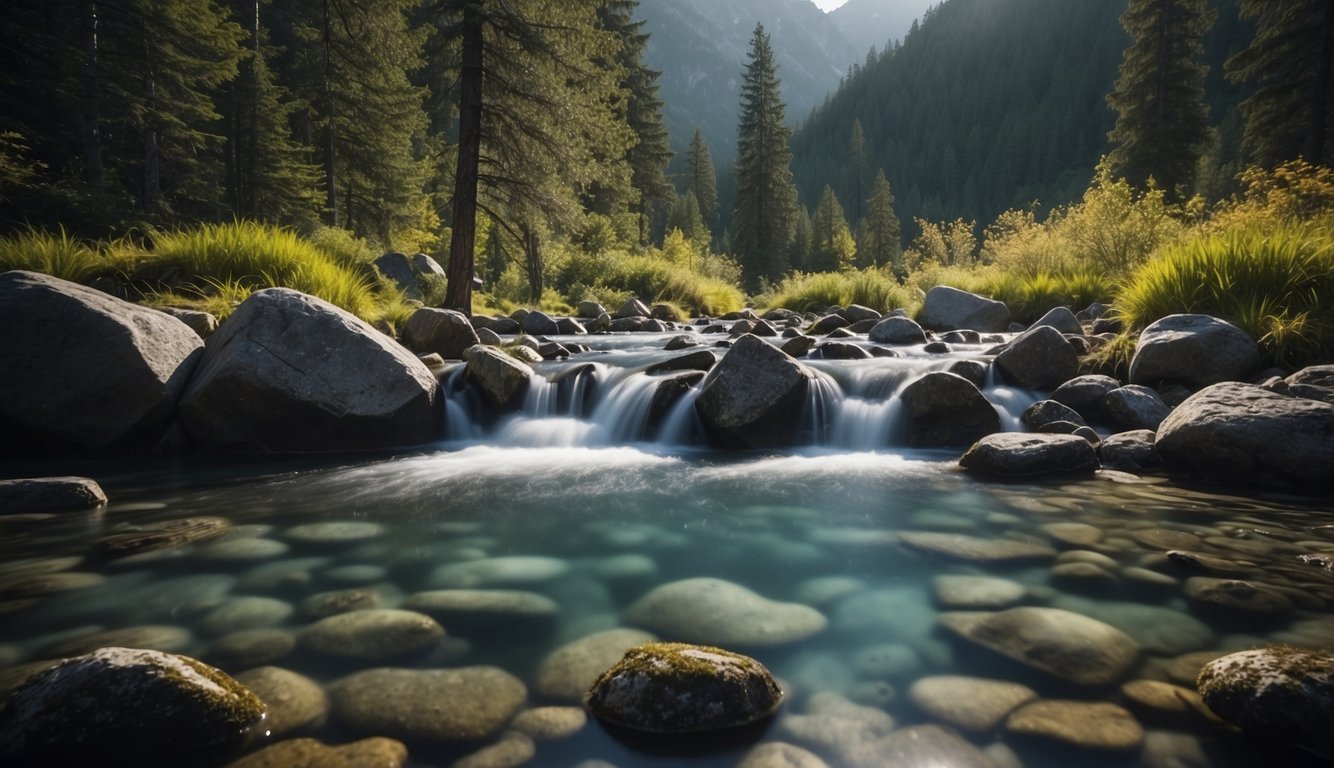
[829,0,939,58]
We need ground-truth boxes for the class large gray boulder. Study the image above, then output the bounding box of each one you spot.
[900,372,1002,447]
[697,335,814,448]
[0,647,264,767]
[463,345,533,411]
[1051,374,1121,422]
[1197,646,1334,758]
[178,288,440,452]
[994,325,1079,390]
[868,316,927,345]
[400,308,479,360]
[1031,306,1083,335]
[1129,314,1258,388]
[938,607,1139,687]
[0,270,204,451]
[1155,382,1334,488]
[373,252,444,301]
[1102,385,1171,431]
[959,433,1098,477]
[919,286,1011,332]
[0,477,106,513]
[519,310,560,336]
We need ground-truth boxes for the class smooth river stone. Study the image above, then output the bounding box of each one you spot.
[283,522,385,546]
[42,625,194,657]
[454,732,535,768]
[1006,700,1145,752]
[624,577,827,647]
[224,737,407,768]
[329,666,526,742]
[510,706,588,740]
[1183,577,1294,619]
[401,589,558,634]
[299,588,384,619]
[1120,679,1213,724]
[198,597,294,637]
[195,537,290,562]
[737,742,830,768]
[428,556,570,588]
[0,572,105,599]
[536,628,657,702]
[1130,528,1202,551]
[898,531,1057,564]
[209,628,296,668]
[298,609,443,660]
[842,724,996,768]
[776,691,896,764]
[234,666,328,738]
[931,574,1025,610]
[794,576,866,607]
[1050,598,1216,656]
[908,675,1038,733]
[1041,522,1104,547]
[939,607,1140,687]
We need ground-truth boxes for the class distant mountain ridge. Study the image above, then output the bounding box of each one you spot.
[829,0,939,59]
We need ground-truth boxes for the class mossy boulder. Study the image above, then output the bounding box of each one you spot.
[585,642,783,733]
[0,646,265,767]
[1197,646,1334,758]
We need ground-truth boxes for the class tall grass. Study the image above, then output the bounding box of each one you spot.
[0,227,112,283]
[1117,219,1334,369]
[541,248,745,317]
[972,270,1114,323]
[765,269,918,314]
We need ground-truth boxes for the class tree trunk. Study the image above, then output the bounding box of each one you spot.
[80,0,103,190]
[141,26,161,217]
[321,0,337,225]
[523,222,542,302]
[445,3,484,312]
[1305,0,1334,164]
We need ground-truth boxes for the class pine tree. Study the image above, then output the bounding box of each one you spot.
[857,169,901,271]
[666,190,708,244]
[1106,0,1214,198]
[733,23,797,291]
[809,184,855,272]
[685,128,719,230]
[789,204,811,271]
[844,119,868,225]
[1228,0,1334,167]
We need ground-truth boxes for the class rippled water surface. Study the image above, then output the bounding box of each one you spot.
[3,333,1333,767]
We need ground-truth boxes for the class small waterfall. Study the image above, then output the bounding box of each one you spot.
[799,370,842,445]
[657,385,705,445]
[982,362,1041,431]
[588,373,662,444]
[524,373,560,417]
[494,416,596,447]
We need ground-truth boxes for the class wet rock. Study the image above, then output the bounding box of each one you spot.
[1021,400,1086,431]
[808,314,850,334]
[868,316,926,344]
[1166,550,1256,576]
[199,597,293,637]
[899,372,1002,448]
[284,521,384,547]
[1198,647,1334,758]
[196,537,290,562]
[614,297,652,319]
[41,625,194,658]
[179,288,441,452]
[1032,306,1083,335]
[428,555,570,588]
[664,335,697,351]
[233,666,328,738]
[0,647,264,767]
[813,342,869,360]
[1051,374,1121,422]
[645,349,716,375]
[923,341,952,353]
[919,286,1011,332]
[947,359,987,388]
[1099,429,1160,470]
[931,574,1026,609]
[908,675,1038,733]
[401,589,558,635]
[401,308,479,362]
[0,271,204,452]
[299,588,381,619]
[1130,314,1258,388]
[994,325,1079,389]
[454,732,535,768]
[776,691,896,763]
[1004,700,1144,752]
[520,310,560,336]
[850,643,919,681]
[209,628,296,668]
[576,301,607,319]
[1050,562,1117,592]
[586,642,782,732]
[536,628,657,701]
[899,531,1056,564]
[94,516,229,559]
[1051,599,1216,656]
[0,571,105,600]
[1103,385,1172,431]
[298,609,443,661]
[1183,577,1293,620]
[511,706,587,740]
[624,577,826,647]
[476,327,502,346]
[737,742,829,768]
[1155,382,1334,489]
[959,433,1098,478]
[939,607,1139,687]
[647,371,704,430]
[1041,522,1103,547]
[696,335,814,449]
[226,737,406,768]
[781,336,816,358]
[0,477,106,514]
[329,666,526,742]
[1120,679,1212,724]
[463,344,532,411]
[844,724,995,768]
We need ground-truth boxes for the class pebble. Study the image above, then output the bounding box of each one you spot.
[454,733,535,768]
[736,742,829,768]
[1184,577,1294,619]
[299,588,383,619]
[401,589,558,635]
[1004,699,1145,751]
[624,578,826,647]
[1120,679,1214,724]
[42,624,194,657]
[898,531,1057,563]
[938,607,1140,687]
[776,692,895,764]
[1041,522,1104,547]
[931,575,1025,610]
[907,675,1038,733]
[510,706,587,740]
[329,666,526,742]
[794,576,866,607]
[283,522,385,546]
[195,537,290,562]
[234,666,328,738]
[320,564,386,584]
[428,556,570,588]
[0,571,105,599]
[536,628,657,701]
[1131,529,1202,551]
[224,737,407,768]
[198,597,293,637]
[850,643,921,680]
[209,628,296,668]
[298,609,444,660]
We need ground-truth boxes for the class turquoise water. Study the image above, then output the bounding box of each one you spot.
[2,334,1332,767]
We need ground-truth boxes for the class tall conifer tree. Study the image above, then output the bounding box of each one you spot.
[685,128,719,231]
[844,119,868,225]
[1228,0,1334,166]
[809,184,855,272]
[733,23,797,290]
[1106,0,1214,198]
[857,169,901,271]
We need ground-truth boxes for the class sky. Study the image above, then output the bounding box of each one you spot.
[812,0,851,10]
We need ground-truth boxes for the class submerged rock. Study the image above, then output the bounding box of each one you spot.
[329,666,526,742]
[94,516,229,559]
[225,737,406,768]
[178,288,440,452]
[1005,700,1144,752]
[899,372,1002,448]
[919,286,1011,332]
[0,646,264,767]
[585,642,783,732]
[1155,382,1334,489]
[0,477,106,514]
[696,335,814,449]
[939,607,1140,687]
[233,666,328,738]
[908,675,1038,733]
[298,609,444,660]
[959,433,1098,477]
[1197,646,1334,758]
[0,270,204,452]
[898,531,1056,564]
[624,577,826,647]
[1130,314,1258,388]
[536,628,658,702]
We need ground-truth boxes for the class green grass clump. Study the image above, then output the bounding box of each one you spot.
[1117,219,1334,369]
[0,227,113,283]
[766,269,917,314]
[973,270,1114,324]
